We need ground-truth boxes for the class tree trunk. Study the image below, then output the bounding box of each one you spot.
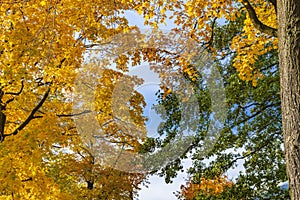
[277,0,300,199]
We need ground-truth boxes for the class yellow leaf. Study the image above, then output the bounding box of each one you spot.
[40,1,46,6]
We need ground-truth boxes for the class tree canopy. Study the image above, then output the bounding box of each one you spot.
[1,0,300,199]
[0,1,147,198]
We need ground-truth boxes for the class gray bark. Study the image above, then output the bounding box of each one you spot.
[277,0,300,199]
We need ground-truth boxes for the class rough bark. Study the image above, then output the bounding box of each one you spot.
[277,0,300,199]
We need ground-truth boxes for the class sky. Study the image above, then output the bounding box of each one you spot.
[112,8,289,200]
[124,10,200,200]
[120,10,245,200]
[129,64,192,200]
[127,63,245,200]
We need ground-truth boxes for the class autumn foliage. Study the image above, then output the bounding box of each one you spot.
[179,176,234,200]
[0,1,148,198]
[0,0,299,199]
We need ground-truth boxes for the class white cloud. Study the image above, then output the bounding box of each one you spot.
[137,174,186,200]
[137,149,246,200]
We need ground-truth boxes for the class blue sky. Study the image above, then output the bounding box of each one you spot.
[129,64,190,200]
[123,10,245,200]
[128,63,244,200]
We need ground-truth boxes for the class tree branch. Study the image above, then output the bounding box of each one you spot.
[0,88,6,142]
[231,102,279,129]
[3,88,50,140]
[241,0,277,37]
[0,111,6,143]
[268,0,277,13]
[3,81,25,106]
[5,80,24,96]
[205,17,218,48]
[57,58,66,68]
[223,130,280,170]
[21,177,33,182]
[56,110,92,117]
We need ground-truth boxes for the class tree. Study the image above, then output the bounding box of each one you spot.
[1,0,299,199]
[150,31,287,198]
[189,15,287,199]
[0,0,139,142]
[136,0,299,199]
[0,1,149,198]
[0,63,147,199]
[44,65,147,199]
[178,175,234,200]
[47,144,145,199]
[277,1,300,199]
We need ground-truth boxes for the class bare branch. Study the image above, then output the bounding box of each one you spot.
[241,0,277,37]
